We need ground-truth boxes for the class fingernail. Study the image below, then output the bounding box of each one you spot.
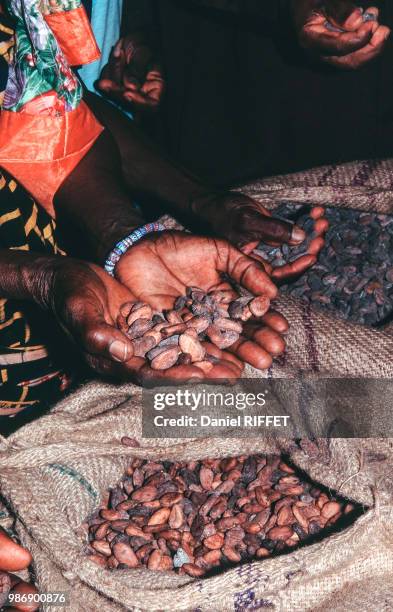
[109,340,128,362]
[291,226,306,243]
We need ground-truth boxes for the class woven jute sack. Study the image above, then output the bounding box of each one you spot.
[0,159,393,611]
[0,382,392,612]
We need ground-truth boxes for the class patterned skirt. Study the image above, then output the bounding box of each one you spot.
[0,169,73,433]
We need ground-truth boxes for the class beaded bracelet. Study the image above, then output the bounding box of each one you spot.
[104,221,165,276]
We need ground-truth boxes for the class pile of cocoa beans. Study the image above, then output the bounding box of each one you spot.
[117,287,269,370]
[86,454,357,576]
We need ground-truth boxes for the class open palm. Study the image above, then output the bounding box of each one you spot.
[115,231,288,375]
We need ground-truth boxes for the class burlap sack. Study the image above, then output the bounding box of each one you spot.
[0,159,393,611]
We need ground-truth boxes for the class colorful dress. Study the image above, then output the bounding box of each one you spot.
[0,3,99,432]
[0,0,103,217]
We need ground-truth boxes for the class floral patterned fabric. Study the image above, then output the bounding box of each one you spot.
[4,0,85,115]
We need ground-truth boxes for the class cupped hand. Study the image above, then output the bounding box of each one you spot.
[115,231,289,376]
[242,206,329,283]
[191,192,328,282]
[292,1,390,69]
[97,34,165,112]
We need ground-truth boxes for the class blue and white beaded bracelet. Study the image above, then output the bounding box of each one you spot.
[104,221,165,276]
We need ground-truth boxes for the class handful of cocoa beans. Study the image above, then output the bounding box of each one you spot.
[86,454,358,576]
[116,287,269,370]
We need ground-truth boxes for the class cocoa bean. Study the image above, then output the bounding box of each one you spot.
[132,335,157,358]
[127,303,153,326]
[161,323,187,338]
[151,347,181,370]
[267,526,293,541]
[165,310,183,325]
[214,318,243,333]
[125,523,152,539]
[92,540,112,557]
[131,485,158,502]
[206,326,239,349]
[177,353,192,365]
[112,542,139,568]
[203,533,224,550]
[248,296,270,317]
[216,517,239,531]
[179,332,205,363]
[147,550,163,570]
[169,504,184,529]
[223,546,241,563]
[199,467,214,490]
[160,492,183,507]
[321,501,341,520]
[148,508,171,526]
[182,563,206,577]
[194,361,214,374]
[187,316,211,333]
[127,318,154,339]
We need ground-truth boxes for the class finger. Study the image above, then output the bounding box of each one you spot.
[314,218,329,235]
[241,325,286,357]
[141,80,165,103]
[84,323,135,363]
[307,236,325,256]
[327,24,391,68]
[305,22,374,56]
[138,363,205,385]
[310,206,326,220]
[0,529,32,572]
[113,38,124,59]
[259,310,289,333]
[223,243,278,300]
[123,89,160,109]
[240,213,295,244]
[271,254,317,281]
[7,580,39,612]
[202,341,244,372]
[229,336,273,371]
[69,297,134,363]
[201,360,242,380]
[97,78,125,98]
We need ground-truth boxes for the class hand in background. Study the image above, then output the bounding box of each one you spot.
[292,1,390,69]
[97,32,164,112]
[192,193,328,282]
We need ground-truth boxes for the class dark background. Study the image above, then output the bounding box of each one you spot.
[135,0,393,187]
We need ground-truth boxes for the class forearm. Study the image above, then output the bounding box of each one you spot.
[85,92,212,222]
[0,250,61,307]
[54,130,147,264]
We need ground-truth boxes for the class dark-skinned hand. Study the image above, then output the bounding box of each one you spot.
[0,527,40,611]
[191,192,328,282]
[97,32,165,113]
[292,0,390,69]
[115,231,289,378]
[46,258,260,384]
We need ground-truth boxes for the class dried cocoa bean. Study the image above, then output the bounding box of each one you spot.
[151,347,181,370]
[112,542,139,568]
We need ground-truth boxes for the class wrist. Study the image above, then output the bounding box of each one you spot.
[104,222,165,277]
[96,215,145,265]
[190,190,226,228]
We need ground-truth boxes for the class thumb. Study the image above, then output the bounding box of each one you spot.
[221,241,278,300]
[240,212,305,245]
[84,322,134,363]
[71,299,134,363]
